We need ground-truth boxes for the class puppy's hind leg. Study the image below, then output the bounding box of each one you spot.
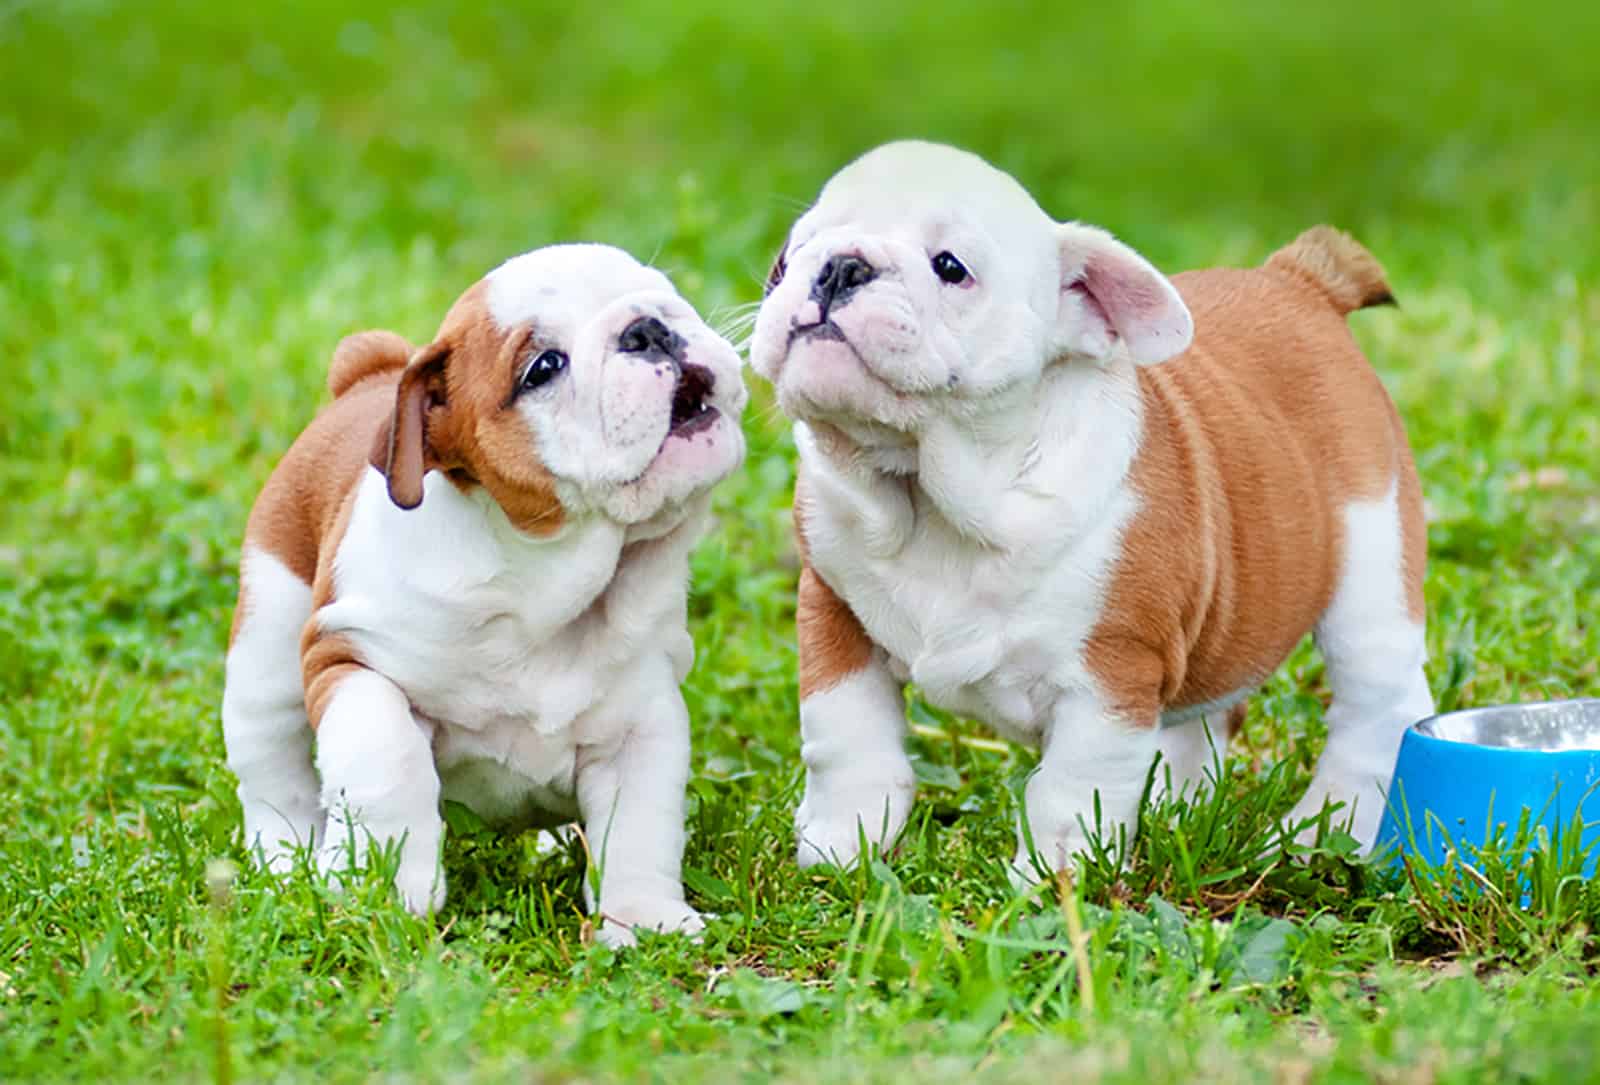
[222,549,325,872]
[1289,477,1433,850]
[1151,702,1243,801]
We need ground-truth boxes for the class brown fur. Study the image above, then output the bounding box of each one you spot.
[794,474,874,698]
[232,282,569,718]
[1265,226,1396,314]
[229,377,397,648]
[1084,230,1423,723]
[328,330,413,399]
[788,228,1424,726]
[377,282,567,537]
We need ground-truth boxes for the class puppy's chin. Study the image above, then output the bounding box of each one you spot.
[773,336,926,435]
[594,411,745,527]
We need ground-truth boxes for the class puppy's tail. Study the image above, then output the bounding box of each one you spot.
[1265,226,1396,315]
[328,330,413,398]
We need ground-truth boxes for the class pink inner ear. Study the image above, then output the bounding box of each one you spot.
[1067,279,1112,332]
[1065,231,1194,365]
[1082,259,1172,331]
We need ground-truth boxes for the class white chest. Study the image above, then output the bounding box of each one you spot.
[805,473,1136,743]
[316,470,694,825]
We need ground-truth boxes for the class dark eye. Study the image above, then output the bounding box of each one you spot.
[931,251,970,285]
[519,349,567,393]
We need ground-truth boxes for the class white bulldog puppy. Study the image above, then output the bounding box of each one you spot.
[750,141,1431,882]
[222,244,747,945]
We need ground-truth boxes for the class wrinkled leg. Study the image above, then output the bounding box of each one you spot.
[1012,690,1159,889]
[791,557,915,868]
[1290,485,1433,849]
[223,551,323,871]
[794,657,915,868]
[576,659,703,949]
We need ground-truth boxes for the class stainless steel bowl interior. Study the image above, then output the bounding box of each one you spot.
[1415,699,1600,752]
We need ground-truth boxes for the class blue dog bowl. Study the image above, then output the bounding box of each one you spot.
[1375,699,1600,878]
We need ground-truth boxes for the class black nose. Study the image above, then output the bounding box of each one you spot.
[811,254,876,317]
[618,315,682,357]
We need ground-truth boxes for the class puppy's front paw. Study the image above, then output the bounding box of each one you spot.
[392,856,448,916]
[1008,826,1096,894]
[1284,780,1381,853]
[595,898,705,949]
[241,806,324,876]
[317,835,446,916]
[794,784,913,869]
[1011,796,1137,894]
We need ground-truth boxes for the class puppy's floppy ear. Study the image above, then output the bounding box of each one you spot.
[1054,223,1193,366]
[374,340,451,510]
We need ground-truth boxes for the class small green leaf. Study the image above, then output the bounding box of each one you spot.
[1223,916,1302,987]
[725,970,816,1020]
[681,866,735,906]
[441,800,489,837]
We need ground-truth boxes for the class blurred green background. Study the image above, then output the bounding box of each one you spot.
[2,1,1598,1080]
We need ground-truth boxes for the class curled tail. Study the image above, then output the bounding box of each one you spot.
[1265,225,1396,314]
[328,330,413,398]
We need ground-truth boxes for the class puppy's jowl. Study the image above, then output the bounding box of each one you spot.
[222,245,746,944]
[752,141,1431,882]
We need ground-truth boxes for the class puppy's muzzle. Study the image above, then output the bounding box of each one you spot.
[619,315,718,437]
[618,315,685,361]
[811,254,876,320]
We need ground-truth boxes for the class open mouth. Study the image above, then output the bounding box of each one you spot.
[667,362,718,438]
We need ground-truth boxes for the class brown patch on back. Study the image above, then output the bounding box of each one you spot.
[239,376,402,595]
[233,277,570,657]
[795,468,875,699]
[329,330,413,399]
[1086,231,1423,724]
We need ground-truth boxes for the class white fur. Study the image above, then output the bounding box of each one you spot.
[794,662,915,867]
[486,245,747,527]
[223,245,741,942]
[766,142,1427,878]
[793,374,1151,872]
[316,668,444,912]
[1291,485,1434,844]
[308,469,707,942]
[222,548,322,871]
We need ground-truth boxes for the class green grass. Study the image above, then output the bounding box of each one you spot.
[4,0,1600,1080]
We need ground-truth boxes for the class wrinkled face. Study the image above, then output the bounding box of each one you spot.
[386,244,746,532]
[749,141,1192,454]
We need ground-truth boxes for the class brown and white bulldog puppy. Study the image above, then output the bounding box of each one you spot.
[750,141,1432,883]
[221,244,746,943]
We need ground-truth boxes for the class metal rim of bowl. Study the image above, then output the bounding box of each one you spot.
[1411,698,1600,753]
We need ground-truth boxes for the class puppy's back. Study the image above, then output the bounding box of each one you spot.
[1087,229,1418,715]
[1167,230,1407,505]
[238,370,397,598]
